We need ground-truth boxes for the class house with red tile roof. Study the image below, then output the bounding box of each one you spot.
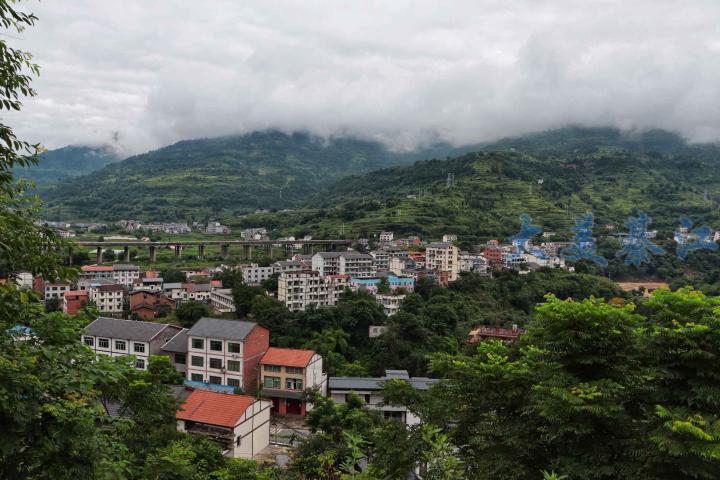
[176,388,272,459]
[259,347,326,416]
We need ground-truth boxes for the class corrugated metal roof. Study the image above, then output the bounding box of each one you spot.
[85,317,171,341]
[188,317,258,341]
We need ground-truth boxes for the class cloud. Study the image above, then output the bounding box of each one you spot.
[8,0,720,155]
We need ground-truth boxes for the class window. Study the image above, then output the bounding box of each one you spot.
[226,360,241,372]
[264,364,281,372]
[191,373,203,382]
[264,376,280,388]
[115,340,126,350]
[174,353,187,365]
[133,343,145,353]
[286,366,303,375]
[209,340,222,351]
[97,338,110,349]
[227,378,240,388]
[135,358,145,369]
[191,356,204,367]
[228,342,240,353]
[209,358,223,369]
[286,378,303,390]
[191,338,204,349]
[83,336,94,346]
[208,376,222,385]
[235,435,241,446]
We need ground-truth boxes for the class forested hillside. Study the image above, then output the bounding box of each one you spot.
[237,127,720,242]
[39,131,478,221]
[13,145,119,185]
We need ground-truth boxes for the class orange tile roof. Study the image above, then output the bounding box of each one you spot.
[260,347,315,368]
[176,390,255,428]
[81,265,113,272]
[64,290,88,297]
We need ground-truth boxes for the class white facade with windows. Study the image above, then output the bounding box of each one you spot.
[186,336,245,387]
[425,242,460,281]
[44,283,70,300]
[112,264,140,287]
[278,271,350,312]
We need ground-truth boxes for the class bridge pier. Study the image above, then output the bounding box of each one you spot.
[149,245,157,263]
[243,245,250,260]
[67,246,74,266]
[124,246,130,262]
[96,246,102,264]
[174,245,183,259]
[198,244,205,259]
[221,244,229,259]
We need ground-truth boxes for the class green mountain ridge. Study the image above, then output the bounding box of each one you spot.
[39,130,480,221]
[234,127,720,243]
[14,145,120,185]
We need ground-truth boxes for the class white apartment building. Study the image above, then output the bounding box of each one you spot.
[240,263,275,286]
[459,251,490,275]
[278,271,350,312]
[44,282,71,300]
[425,242,460,282]
[132,277,163,292]
[210,288,235,313]
[88,283,125,314]
[312,252,375,278]
[379,231,394,243]
[15,272,34,289]
[185,317,269,391]
[83,317,183,370]
[442,234,458,243]
[272,260,304,274]
[112,264,140,287]
[376,294,405,316]
[206,222,230,234]
[370,250,389,270]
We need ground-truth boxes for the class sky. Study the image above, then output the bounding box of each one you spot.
[9,0,720,155]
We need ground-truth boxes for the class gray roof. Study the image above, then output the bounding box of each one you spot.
[340,252,373,259]
[104,385,191,417]
[329,369,439,391]
[162,329,188,353]
[426,242,454,249]
[315,251,342,258]
[163,282,183,290]
[85,317,170,341]
[188,317,258,341]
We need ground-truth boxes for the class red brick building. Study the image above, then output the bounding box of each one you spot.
[129,290,176,320]
[63,290,89,316]
[259,347,326,416]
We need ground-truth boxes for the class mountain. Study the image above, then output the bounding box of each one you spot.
[233,127,720,242]
[14,145,120,185]
[39,131,480,221]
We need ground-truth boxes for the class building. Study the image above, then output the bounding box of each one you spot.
[88,283,125,314]
[349,275,415,294]
[63,290,89,316]
[459,251,489,275]
[186,317,270,392]
[82,317,183,370]
[328,370,438,425]
[207,222,231,234]
[272,260,304,274]
[277,271,350,312]
[79,265,114,282]
[112,264,141,287]
[369,325,389,338]
[132,277,163,292]
[240,263,275,286]
[483,240,504,269]
[176,389,271,459]
[259,347,326,416]
[442,234,457,243]
[161,329,189,375]
[467,325,525,343]
[129,290,176,320]
[375,294,405,316]
[425,242,459,282]
[44,282,71,300]
[370,250,390,271]
[379,231,394,243]
[210,288,235,313]
[312,252,375,278]
[240,228,268,241]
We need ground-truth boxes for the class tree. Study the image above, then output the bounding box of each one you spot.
[147,355,184,384]
[213,267,244,289]
[175,300,211,328]
[160,269,187,283]
[45,296,61,313]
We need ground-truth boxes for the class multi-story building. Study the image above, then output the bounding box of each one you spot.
[88,283,125,314]
[240,263,275,286]
[79,265,114,282]
[350,275,415,293]
[210,288,235,313]
[63,290,89,316]
[132,277,163,292]
[161,329,189,375]
[44,282,71,300]
[375,294,405,316]
[176,389,271,459]
[278,271,350,312]
[328,370,438,425]
[272,260,304,274]
[82,317,183,370]
[112,264,140,287]
[425,242,460,282]
[459,251,489,275]
[206,222,230,234]
[379,231,394,243]
[186,317,270,392]
[370,250,389,271]
[312,252,375,278]
[129,290,176,320]
[240,227,268,241]
[442,234,458,243]
[259,347,326,416]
